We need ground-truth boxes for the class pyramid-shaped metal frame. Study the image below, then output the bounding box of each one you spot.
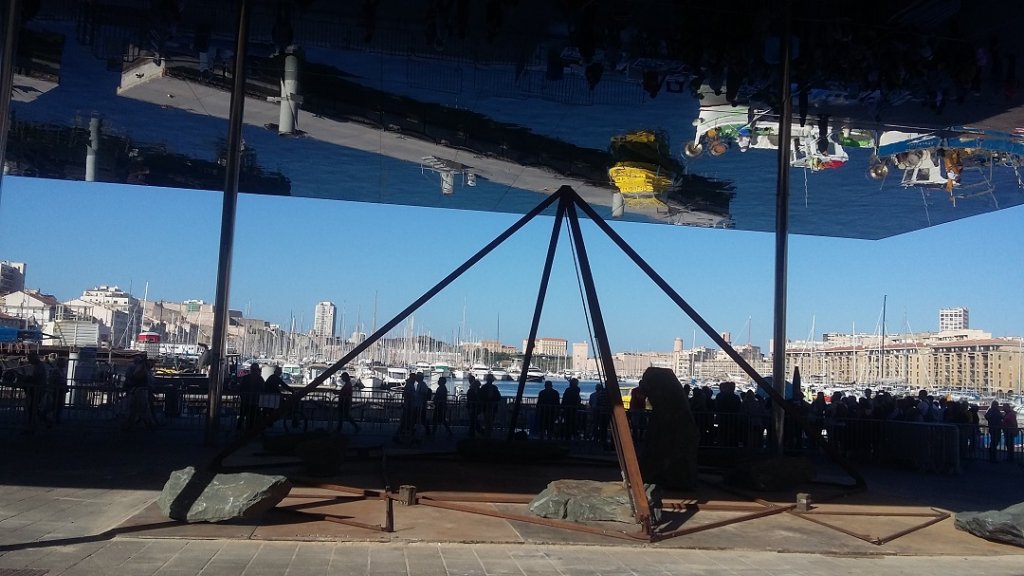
[209,185,865,537]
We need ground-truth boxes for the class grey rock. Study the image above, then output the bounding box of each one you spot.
[158,466,292,523]
[529,479,661,524]
[955,502,1024,547]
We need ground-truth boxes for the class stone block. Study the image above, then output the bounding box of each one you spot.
[158,466,291,523]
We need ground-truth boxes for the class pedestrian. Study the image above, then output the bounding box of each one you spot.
[985,400,1003,463]
[237,362,264,432]
[465,375,483,437]
[335,371,360,433]
[123,354,156,431]
[561,378,582,439]
[628,384,648,441]
[1002,404,1018,462]
[432,376,453,436]
[536,380,560,440]
[480,373,501,437]
[415,372,432,435]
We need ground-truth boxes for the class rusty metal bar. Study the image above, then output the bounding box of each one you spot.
[416,498,649,542]
[290,479,386,499]
[788,511,879,544]
[564,200,650,533]
[569,190,866,489]
[801,510,943,517]
[321,514,388,532]
[508,195,568,440]
[652,504,795,541]
[876,510,950,545]
[418,492,536,504]
[209,190,561,468]
[385,493,394,532]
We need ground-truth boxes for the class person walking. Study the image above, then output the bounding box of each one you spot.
[335,371,360,433]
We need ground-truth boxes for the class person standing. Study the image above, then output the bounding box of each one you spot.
[334,371,360,433]
[465,375,483,437]
[480,373,501,437]
[561,378,582,440]
[22,352,47,433]
[237,362,264,432]
[1002,404,1018,462]
[536,380,560,440]
[415,372,432,435]
[628,384,648,441]
[432,376,453,436]
[985,400,1003,463]
[123,355,156,431]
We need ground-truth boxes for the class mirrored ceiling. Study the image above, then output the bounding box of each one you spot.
[5,0,1024,239]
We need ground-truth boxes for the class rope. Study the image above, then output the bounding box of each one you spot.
[564,214,602,383]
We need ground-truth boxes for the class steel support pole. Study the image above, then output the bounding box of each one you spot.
[771,0,794,456]
[0,0,21,195]
[565,200,651,534]
[206,0,252,446]
[507,195,567,440]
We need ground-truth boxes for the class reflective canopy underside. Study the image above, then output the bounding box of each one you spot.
[7,0,1024,239]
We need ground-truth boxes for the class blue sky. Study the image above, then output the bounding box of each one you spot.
[2,174,1022,353]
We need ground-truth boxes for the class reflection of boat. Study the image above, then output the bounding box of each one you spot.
[869,130,1018,197]
[685,103,858,171]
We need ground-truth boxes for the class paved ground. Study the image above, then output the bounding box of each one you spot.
[1,420,1023,576]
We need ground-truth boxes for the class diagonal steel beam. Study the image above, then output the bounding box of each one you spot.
[507,191,569,439]
[564,200,651,534]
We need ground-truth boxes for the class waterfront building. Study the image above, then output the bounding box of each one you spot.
[79,285,138,314]
[313,301,336,339]
[0,261,26,295]
[522,337,567,357]
[0,289,61,327]
[784,333,1024,396]
[571,342,588,372]
[940,307,969,332]
[63,298,129,347]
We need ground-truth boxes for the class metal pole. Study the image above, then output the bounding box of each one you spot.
[507,195,567,440]
[0,0,21,195]
[564,200,651,534]
[206,0,251,446]
[771,0,794,456]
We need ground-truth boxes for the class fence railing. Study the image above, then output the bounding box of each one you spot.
[2,381,1019,471]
